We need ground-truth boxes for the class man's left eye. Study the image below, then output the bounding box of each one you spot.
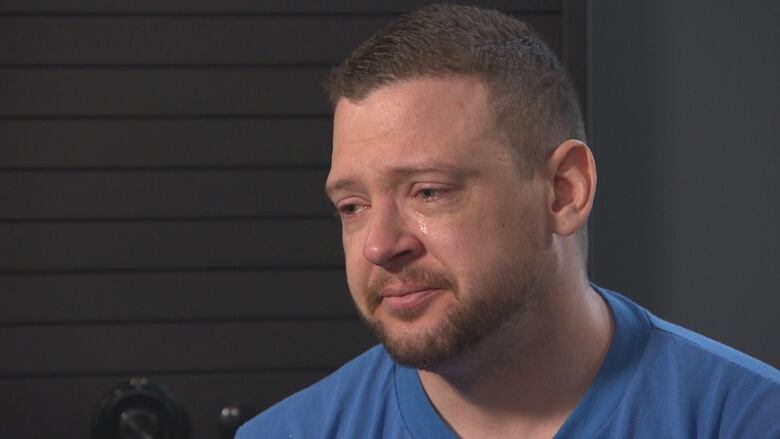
[415,188,443,201]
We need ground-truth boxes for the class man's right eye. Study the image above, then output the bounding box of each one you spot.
[336,203,367,218]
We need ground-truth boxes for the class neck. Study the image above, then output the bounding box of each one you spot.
[418,274,613,439]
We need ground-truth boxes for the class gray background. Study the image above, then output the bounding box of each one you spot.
[589,0,780,367]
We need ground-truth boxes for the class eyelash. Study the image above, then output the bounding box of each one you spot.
[334,186,451,219]
[335,203,366,218]
[413,187,449,201]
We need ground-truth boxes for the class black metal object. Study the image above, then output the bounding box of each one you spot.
[91,377,191,439]
[218,402,258,439]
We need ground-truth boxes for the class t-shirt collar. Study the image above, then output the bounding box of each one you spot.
[393,285,651,438]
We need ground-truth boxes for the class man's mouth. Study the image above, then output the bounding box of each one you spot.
[379,285,445,313]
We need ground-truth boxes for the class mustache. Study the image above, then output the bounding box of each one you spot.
[365,266,457,313]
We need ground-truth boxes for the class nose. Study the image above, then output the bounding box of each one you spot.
[362,203,424,269]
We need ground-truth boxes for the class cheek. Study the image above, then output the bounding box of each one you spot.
[341,228,364,267]
[422,217,485,269]
[425,205,532,266]
[344,263,370,316]
[342,236,370,301]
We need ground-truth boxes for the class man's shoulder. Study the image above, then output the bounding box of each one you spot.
[602,289,780,437]
[602,287,779,383]
[645,312,780,383]
[236,344,401,438]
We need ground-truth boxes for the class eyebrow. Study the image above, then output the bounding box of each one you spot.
[324,179,356,198]
[325,163,473,197]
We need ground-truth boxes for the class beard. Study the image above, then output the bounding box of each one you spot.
[355,252,548,371]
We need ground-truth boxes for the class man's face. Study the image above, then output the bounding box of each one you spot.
[326,76,553,369]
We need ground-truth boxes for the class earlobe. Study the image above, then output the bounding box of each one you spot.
[545,140,597,236]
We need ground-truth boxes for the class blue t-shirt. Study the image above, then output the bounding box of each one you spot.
[237,287,780,438]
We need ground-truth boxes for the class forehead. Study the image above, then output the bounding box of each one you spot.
[327,76,509,191]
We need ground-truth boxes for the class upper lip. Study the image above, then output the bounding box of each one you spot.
[380,284,440,297]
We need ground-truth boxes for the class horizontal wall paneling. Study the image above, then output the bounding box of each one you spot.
[0,169,332,219]
[0,269,352,324]
[0,319,375,376]
[0,220,342,272]
[0,68,330,116]
[0,0,560,14]
[0,14,559,65]
[0,119,332,168]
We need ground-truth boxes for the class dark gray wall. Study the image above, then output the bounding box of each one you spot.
[589,1,780,367]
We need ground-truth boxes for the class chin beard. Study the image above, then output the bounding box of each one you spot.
[360,266,544,372]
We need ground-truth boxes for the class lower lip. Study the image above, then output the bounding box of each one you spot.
[381,289,444,313]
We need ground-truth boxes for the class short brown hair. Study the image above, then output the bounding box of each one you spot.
[326,4,589,261]
[326,3,586,175]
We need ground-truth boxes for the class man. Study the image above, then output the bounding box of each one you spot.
[238,4,779,438]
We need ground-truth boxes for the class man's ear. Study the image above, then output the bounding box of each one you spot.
[543,139,597,236]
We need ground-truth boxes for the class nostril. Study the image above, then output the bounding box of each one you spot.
[392,249,414,261]
[374,241,426,271]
